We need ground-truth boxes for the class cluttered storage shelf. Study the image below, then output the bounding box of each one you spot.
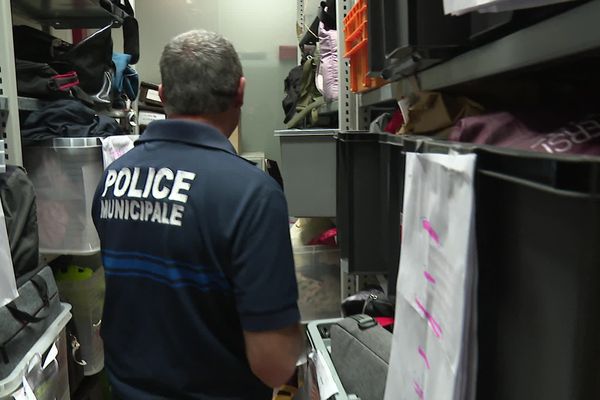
[0,0,140,398]
[359,0,600,108]
[294,0,600,400]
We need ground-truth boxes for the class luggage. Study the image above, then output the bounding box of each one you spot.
[282,56,325,129]
[0,266,62,380]
[13,5,139,104]
[16,60,79,100]
[0,166,40,286]
[0,303,72,400]
[330,315,392,400]
[13,25,113,95]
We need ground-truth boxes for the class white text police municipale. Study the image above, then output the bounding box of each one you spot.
[100,167,196,227]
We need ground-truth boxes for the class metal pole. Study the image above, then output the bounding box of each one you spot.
[0,0,23,166]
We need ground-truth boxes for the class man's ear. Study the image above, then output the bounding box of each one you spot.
[234,77,245,108]
[158,84,166,104]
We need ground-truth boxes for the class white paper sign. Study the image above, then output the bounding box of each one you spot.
[0,201,18,307]
[384,153,478,400]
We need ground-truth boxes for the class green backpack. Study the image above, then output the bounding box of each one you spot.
[285,55,325,129]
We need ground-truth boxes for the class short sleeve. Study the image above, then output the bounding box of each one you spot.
[231,187,300,332]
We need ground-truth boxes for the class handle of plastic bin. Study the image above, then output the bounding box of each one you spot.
[69,332,88,367]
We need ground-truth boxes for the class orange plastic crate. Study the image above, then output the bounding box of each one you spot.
[343,0,387,93]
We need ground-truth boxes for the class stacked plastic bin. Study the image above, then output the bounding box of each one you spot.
[23,137,107,394]
[0,304,72,400]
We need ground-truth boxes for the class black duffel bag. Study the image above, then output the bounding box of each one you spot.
[0,166,40,287]
[16,59,79,100]
[13,24,113,94]
[0,267,62,380]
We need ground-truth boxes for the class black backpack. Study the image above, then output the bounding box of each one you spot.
[0,166,40,286]
[282,56,325,128]
[282,65,304,124]
[319,0,337,30]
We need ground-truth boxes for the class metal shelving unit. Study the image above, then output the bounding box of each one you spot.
[320,100,339,115]
[354,0,600,110]
[1,0,23,166]
[0,0,131,165]
[17,96,48,111]
[11,0,124,28]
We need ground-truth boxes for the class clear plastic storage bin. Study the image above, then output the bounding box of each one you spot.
[293,245,341,322]
[0,304,72,400]
[55,256,105,376]
[23,137,104,255]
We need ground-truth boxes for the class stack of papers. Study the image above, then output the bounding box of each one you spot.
[443,0,575,15]
[384,153,478,400]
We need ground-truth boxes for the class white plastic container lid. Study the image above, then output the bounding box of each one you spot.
[0,303,72,397]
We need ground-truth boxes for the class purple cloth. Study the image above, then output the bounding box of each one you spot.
[317,22,339,101]
[449,112,600,155]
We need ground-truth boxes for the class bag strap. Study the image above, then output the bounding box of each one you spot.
[122,16,139,64]
[48,71,80,92]
[31,274,49,306]
[5,275,51,324]
[99,0,140,64]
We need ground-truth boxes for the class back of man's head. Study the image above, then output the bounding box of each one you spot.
[159,30,243,116]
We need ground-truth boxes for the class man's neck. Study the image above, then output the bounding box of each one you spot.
[167,114,232,138]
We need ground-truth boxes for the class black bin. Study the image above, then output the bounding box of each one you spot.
[392,137,600,399]
[336,132,388,274]
[377,0,471,80]
[475,147,600,400]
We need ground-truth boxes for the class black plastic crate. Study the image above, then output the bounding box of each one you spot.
[378,134,403,296]
[474,147,600,400]
[390,136,600,399]
[378,0,471,79]
[336,132,388,274]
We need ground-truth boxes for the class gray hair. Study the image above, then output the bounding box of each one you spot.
[159,30,243,115]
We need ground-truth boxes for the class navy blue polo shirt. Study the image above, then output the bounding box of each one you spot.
[91,119,300,400]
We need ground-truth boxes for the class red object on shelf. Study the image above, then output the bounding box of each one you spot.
[308,228,337,246]
[375,317,394,328]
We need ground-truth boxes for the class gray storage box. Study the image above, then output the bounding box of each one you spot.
[275,129,336,217]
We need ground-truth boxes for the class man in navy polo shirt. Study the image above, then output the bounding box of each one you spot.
[92,30,303,399]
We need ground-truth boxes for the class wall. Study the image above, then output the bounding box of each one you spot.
[135,0,298,163]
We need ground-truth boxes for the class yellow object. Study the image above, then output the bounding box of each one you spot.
[273,385,298,400]
[54,264,94,282]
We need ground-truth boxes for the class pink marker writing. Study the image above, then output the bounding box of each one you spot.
[422,219,440,245]
[418,346,431,369]
[424,271,436,284]
[415,298,443,338]
[413,380,424,400]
